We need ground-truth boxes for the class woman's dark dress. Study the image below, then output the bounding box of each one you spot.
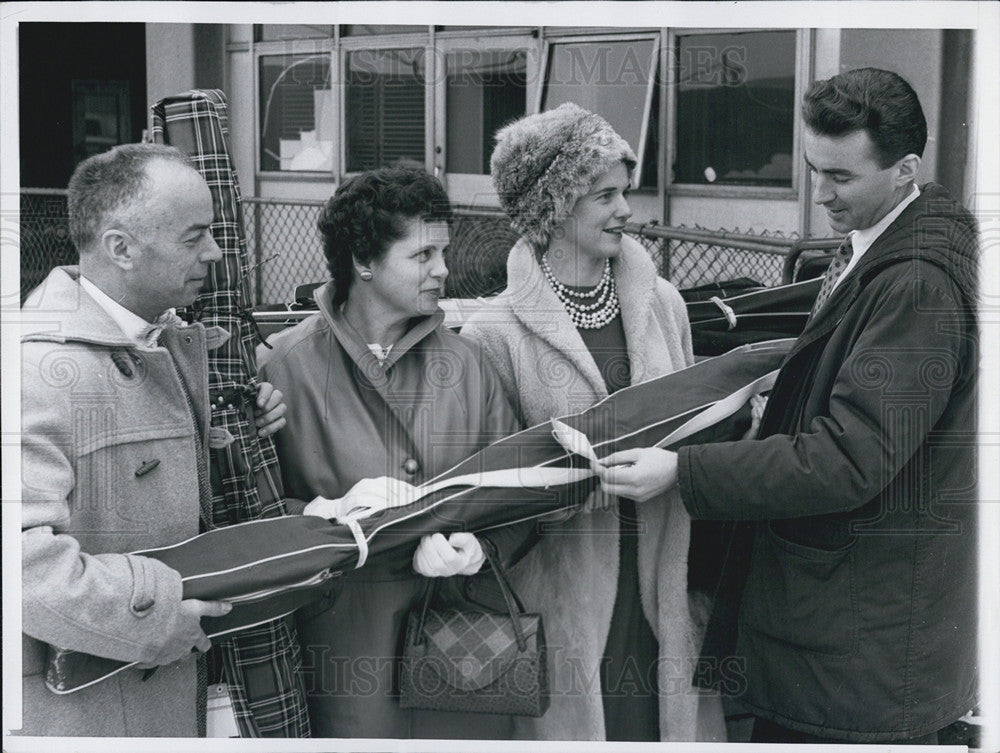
[574,291,660,742]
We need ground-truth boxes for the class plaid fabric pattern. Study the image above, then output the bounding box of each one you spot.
[151,90,310,738]
[219,616,310,736]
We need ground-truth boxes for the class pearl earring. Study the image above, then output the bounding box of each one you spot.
[359,269,373,281]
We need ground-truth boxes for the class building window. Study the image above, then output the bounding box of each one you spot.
[340,25,426,36]
[673,30,796,187]
[540,35,659,186]
[345,48,426,172]
[71,79,131,164]
[445,49,528,174]
[257,25,332,42]
[259,53,332,172]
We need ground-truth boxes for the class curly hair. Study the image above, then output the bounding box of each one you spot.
[318,167,453,305]
[802,68,927,168]
[67,143,192,253]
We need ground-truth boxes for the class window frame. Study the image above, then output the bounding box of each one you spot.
[253,36,336,180]
[433,32,541,206]
[535,31,661,188]
[246,25,810,204]
[337,29,435,180]
[664,27,809,200]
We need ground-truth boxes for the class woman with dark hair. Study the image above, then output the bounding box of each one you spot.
[257,167,525,739]
[462,103,702,741]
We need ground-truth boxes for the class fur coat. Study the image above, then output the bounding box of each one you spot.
[461,236,700,741]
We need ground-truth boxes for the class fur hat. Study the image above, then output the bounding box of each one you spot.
[490,102,636,245]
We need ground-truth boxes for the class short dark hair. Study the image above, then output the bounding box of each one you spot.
[802,67,927,168]
[67,143,192,252]
[318,167,452,306]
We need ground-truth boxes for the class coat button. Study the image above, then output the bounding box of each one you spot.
[403,458,420,475]
[135,459,161,477]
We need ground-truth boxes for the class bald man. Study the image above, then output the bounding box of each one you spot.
[20,144,284,736]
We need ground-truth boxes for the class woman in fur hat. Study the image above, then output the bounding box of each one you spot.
[462,103,702,741]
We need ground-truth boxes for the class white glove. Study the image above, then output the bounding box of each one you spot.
[303,476,420,519]
[413,532,486,577]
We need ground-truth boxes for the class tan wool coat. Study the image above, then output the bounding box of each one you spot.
[461,236,701,741]
[20,267,216,737]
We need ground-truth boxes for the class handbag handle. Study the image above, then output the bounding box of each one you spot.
[412,536,529,652]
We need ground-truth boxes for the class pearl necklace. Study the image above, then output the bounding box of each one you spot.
[540,255,621,329]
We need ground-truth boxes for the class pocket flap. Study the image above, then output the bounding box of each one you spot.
[204,326,231,351]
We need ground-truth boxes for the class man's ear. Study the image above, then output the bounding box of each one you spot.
[100,228,135,270]
[895,153,921,186]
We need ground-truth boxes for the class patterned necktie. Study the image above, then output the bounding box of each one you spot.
[810,235,854,316]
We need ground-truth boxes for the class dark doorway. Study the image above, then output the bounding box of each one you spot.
[19,22,147,188]
[19,23,146,301]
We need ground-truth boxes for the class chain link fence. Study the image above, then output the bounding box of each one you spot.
[20,189,838,307]
[627,223,814,289]
[20,189,76,304]
[240,199,832,305]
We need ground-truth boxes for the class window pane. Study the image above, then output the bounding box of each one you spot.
[259,54,333,172]
[446,49,528,174]
[640,63,660,189]
[675,31,795,187]
[437,26,530,32]
[345,48,426,172]
[542,38,656,163]
[340,25,426,36]
[257,25,333,41]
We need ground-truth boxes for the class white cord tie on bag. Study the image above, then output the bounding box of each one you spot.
[710,296,738,330]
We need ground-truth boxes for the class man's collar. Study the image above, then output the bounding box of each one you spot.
[78,275,161,349]
[850,183,921,258]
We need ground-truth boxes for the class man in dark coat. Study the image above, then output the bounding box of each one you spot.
[595,68,978,744]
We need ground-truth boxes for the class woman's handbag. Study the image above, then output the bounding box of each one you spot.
[399,538,549,717]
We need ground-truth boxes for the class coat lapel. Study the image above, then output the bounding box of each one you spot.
[613,236,663,384]
[314,282,444,475]
[504,238,608,397]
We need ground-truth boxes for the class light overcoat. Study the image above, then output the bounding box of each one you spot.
[20,266,218,736]
[461,236,701,741]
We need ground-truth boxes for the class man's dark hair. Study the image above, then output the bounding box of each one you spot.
[317,166,453,306]
[67,143,192,252]
[802,67,927,168]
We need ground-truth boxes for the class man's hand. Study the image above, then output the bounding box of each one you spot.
[591,448,679,502]
[135,598,232,668]
[413,532,485,577]
[743,394,768,440]
[255,382,287,437]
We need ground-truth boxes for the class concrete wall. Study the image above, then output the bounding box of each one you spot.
[145,24,226,132]
[839,28,942,184]
[671,195,801,234]
[227,25,256,196]
[804,29,945,237]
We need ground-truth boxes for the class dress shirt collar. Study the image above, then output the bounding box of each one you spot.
[832,184,920,294]
[78,275,164,350]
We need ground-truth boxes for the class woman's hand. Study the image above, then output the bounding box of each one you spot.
[413,532,485,577]
[591,447,679,502]
[255,381,287,437]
